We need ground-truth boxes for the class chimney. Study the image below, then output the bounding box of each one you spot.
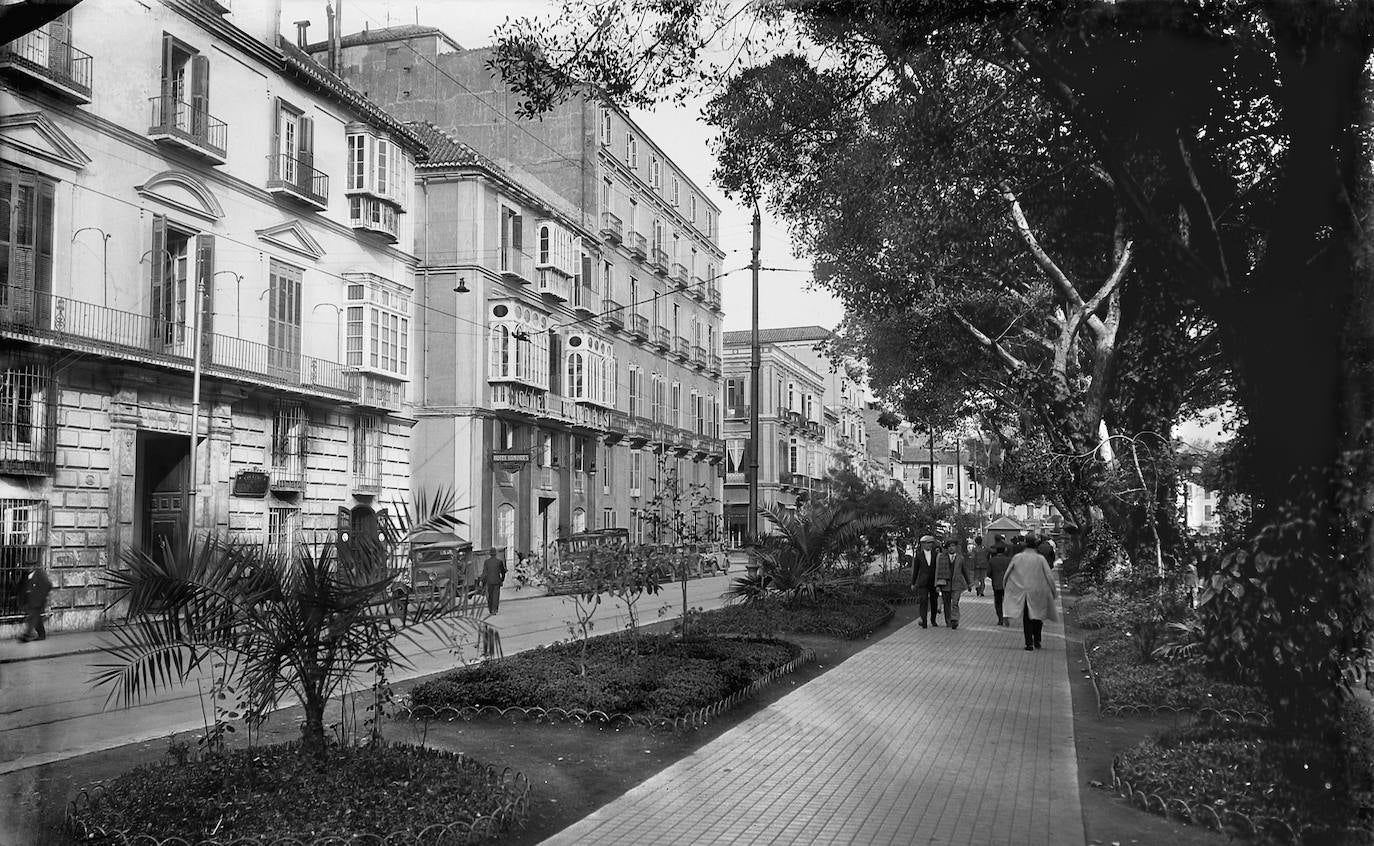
[294,20,310,49]
[324,2,340,72]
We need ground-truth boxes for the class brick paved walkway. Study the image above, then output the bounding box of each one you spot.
[541,596,1083,845]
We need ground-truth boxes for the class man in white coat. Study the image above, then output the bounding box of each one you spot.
[1002,534,1059,651]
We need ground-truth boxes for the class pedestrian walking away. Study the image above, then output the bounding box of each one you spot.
[1037,536,1058,569]
[970,535,990,596]
[910,534,940,627]
[1002,535,1059,650]
[935,538,973,629]
[481,548,507,615]
[18,563,53,642]
[988,535,1012,626]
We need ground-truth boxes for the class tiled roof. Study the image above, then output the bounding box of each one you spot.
[304,25,462,54]
[406,122,503,172]
[722,326,833,346]
[899,447,961,464]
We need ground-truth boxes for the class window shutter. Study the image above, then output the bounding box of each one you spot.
[190,54,210,136]
[48,15,70,77]
[35,179,53,300]
[271,99,282,179]
[149,214,167,337]
[160,34,175,101]
[581,254,593,290]
[547,331,561,394]
[511,214,523,253]
[299,116,314,174]
[196,234,215,359]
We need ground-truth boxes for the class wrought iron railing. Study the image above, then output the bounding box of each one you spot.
[0,27,93,98]
[672,263,689,286]
[270,453,305,490]
[692,344,706,366]
[600,212,623,242]
[651,248,669,273]
[707,284,721,309]
[602,297,625,328]
[675,338,690,359]
[631,313,649,337]
[654,326,670,348]
[709,352,721,372]
[0,285,354,400]
[266,153,329,207]
[630,232,648,258]
[148,95,227,159]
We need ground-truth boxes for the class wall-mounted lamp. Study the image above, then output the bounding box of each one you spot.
[72,227,111,307]
[453,277,470,294]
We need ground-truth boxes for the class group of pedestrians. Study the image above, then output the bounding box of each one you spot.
[905,532,1060,650]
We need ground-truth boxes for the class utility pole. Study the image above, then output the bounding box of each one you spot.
[747,206,761,562]
[187,278,207,556]
[927,426,936,504]
[955,436,962,519]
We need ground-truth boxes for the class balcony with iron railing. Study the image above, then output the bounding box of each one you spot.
[266,153,329,210]
[672,263,689,287]
[707,283,721,311]
[0,285,355,401]
[674,337,690,360]
[602,297,625,329]
[351,372,406,410]
[651,248,669,275]
[691,344,706,368]
[600,212,623,243]
[689,277,706,301]
[653,325,670,350]
[630,313,650,339]
[0,27,92,103]
[708,352,722,373]
[536,269,572,301]
[500,249,533,284]
[725,404,750,419]
[148,95,227,163]
[630,232,648,259]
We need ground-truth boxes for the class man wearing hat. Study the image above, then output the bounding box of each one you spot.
[481,548,507,615]
[910,534,940,628]
[989,535,1012,625]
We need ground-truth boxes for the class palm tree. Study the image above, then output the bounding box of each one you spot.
[727,502,895,602]
[93,488,487,753]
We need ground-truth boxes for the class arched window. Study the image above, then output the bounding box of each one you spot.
[489,325,511,378]
[567,352,585,398]
[539,225,551,264]
[496,503,516,565]
[572,508,586,534]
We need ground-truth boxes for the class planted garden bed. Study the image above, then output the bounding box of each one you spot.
[1112,710,1374,844]
[407,634,807,728]
[65,741,530,845]
[689,593,894,639]
[1084,629,1269,720]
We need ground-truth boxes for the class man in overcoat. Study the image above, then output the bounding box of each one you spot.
[18,564,52,642]
[988,536,1012,626]
[970,535,991,596]
[935,539,973,630]
[481,548,507,615]
[910,535,940,627]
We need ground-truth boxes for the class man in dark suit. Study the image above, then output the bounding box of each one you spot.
[481,548,507,615]
[910,534,940,628]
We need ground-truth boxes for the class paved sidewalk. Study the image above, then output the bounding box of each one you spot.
[542,597,1083,846]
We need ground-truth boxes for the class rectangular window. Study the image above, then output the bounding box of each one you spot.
[602,260,613,298]
[602,507,615,528]
[376,138,390,196]
[672,177,680,206]
[0,164,57,302]
[1,498,45,547]
[351,414,381,488]
[267,505,300,559]
[602,177,612,211]
[626,133,638,168]
[267,259,302,376]
[670,382,681,428]
[650,155,661,189]
[628,367,640,417]
[346,275,410,377]
[630,449,643,493]
[705,210,713,238]
[270,400,307,480]
[690,195,697,222]
[346,134,366,190]
[599,106,612,145]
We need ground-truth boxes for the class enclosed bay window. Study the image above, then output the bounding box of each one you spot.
[345,274,410,379]
[564,334,613,407]
[487,301,549,389]
[344,129,409,207]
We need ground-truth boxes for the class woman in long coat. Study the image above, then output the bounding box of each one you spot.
[1002,536,1058,650]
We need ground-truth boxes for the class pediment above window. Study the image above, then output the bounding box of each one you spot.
[256,220,326,261]
[135,170,224,223]
[0,112,90,171]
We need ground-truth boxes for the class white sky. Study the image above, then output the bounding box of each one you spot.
[278,0,845,333]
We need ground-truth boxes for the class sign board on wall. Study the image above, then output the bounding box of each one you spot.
[232,470,270,497]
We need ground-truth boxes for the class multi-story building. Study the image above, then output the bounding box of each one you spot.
[861,402,902,486]
[312,27,725,561]
[0,1,422,632]
[721,326,873,543]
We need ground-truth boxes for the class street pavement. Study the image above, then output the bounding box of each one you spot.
[541,594,1083,846]
[0,573,740,775]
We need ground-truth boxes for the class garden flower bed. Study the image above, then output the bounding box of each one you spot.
[407,634,807,727]
[65,741,530,844]
[1112,711,1374,844]
[1084,628,1269,721]
[689,593,895,639]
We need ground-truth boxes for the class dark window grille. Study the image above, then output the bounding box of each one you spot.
[0,498,46,618]
[0,352,56,475]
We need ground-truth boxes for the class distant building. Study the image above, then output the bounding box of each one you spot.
[312,25,725,560]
